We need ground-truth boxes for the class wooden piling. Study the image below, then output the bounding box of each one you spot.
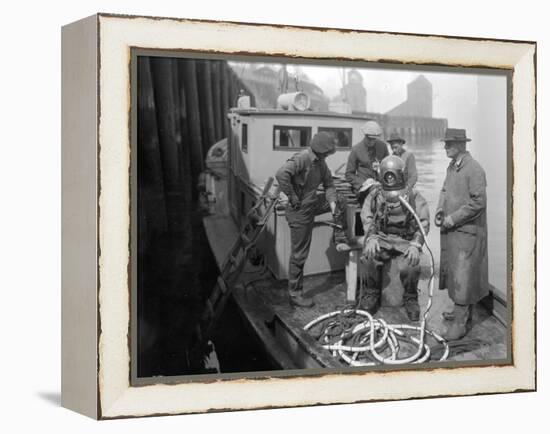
[182,59,204,191]
[220,63,230,137]
[137,57,168,239]
[211,61,223,141]
[197,60,217,157]
[139,57,253,208]
[150,57,182,195]
[174,60,193,206]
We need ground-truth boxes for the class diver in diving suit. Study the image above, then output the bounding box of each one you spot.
[360,155,430,321]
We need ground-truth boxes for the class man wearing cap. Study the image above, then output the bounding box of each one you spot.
[276,132,344,308]
[388,131,418,189]
[345,120,390,205]
[436,128,489,340]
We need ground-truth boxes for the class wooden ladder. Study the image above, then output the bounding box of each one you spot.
[192,177,280,349]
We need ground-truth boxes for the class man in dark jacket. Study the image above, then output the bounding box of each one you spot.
[275,132,343,308]
[345,120,389,205]
[436,128,489,340]
[360,155,430,321]
[388,131,418,189]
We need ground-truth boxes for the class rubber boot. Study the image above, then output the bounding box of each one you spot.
[442,304,472,340]
[361,289,380,315]
[404,296,420,322]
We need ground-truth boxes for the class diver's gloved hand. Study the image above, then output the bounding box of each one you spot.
[364,237,380,260]
[404,245,420,266]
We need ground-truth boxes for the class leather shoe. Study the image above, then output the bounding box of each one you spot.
[442,304,472,341]
[289,293,315,308]
[404,299,420,321]
[361,293,380,314]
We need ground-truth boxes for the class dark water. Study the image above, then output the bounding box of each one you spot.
[137,202,274,378]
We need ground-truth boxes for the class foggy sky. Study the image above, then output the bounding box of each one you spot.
[302,65,481,129]
[232,61,504,138]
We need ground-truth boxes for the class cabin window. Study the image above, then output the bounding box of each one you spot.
[241,124,248,153]
[318,127,352,149]
[273,126,311,150]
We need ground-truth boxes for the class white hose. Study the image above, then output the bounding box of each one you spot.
[302,195,449,366]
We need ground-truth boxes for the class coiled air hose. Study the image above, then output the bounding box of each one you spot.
[303,195,450,366]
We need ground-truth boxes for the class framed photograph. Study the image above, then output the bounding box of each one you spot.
[61,13,536,419]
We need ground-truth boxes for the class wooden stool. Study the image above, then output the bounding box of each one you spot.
[336,236,364,302]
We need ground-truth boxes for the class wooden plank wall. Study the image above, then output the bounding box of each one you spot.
[137,57,254,246]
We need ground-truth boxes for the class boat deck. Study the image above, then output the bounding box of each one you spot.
[232,265,508,370]
[203,214,508,371]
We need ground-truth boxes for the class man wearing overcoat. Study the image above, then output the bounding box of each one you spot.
[436,128,489,340]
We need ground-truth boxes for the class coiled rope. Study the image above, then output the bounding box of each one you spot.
[303,195,449,366]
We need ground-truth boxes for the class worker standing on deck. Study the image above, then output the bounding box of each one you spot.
[360,155,430,321]
[276,132,345,308]
[345,120,389,205]
[436,128,489,340]
[388,131,418,189]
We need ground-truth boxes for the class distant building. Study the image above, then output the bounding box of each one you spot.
[386,75,433,118]
[239,65,280,109]
[382,75,446,146]
[231,64,446,147]
[341,69,367,112]
[232,64,329,111]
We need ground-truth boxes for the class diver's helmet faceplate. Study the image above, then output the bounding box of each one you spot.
[379,155,407,191]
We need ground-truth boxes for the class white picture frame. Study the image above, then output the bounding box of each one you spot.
[61,13,536,419]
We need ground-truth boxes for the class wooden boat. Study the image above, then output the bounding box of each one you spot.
[199,92,507,370]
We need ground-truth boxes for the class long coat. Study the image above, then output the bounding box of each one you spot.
[437,152,490,305]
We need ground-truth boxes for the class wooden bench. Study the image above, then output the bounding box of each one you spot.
[336,236,364,302]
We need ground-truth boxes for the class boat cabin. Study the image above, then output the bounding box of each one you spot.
[222,95,372,280]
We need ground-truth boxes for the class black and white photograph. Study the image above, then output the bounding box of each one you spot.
[1,1,542,429]
[133,53,510,380]
[57,10,536,422]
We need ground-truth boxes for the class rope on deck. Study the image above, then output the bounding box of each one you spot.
[303,195,450,366]
[304,308,449,366]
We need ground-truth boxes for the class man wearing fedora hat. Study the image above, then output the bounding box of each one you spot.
[436,128,489,340]
[345,120,389,205]
[276,132,346,308]
[388,131,418,189]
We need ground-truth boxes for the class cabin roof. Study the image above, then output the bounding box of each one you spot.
[231,108,372,122]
